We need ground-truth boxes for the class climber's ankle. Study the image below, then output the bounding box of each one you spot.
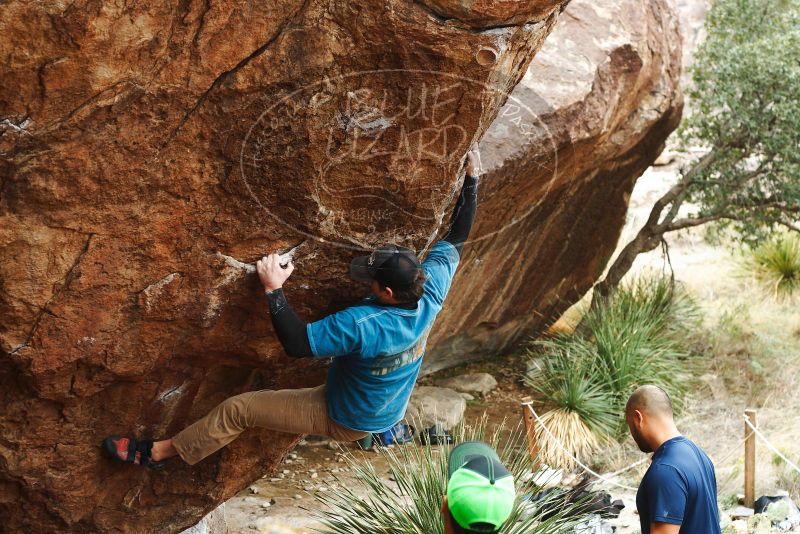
[150,439,179,462]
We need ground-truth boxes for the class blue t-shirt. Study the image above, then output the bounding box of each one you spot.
[306,241,460,433]
[636,436,721,534]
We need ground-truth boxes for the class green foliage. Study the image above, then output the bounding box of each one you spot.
[772,449,800,497]
[748,233,800,295]
[679,0,800,240]
[584,277,698,408]
[527,348,619,438]
[310,420,587,534]
[719,493,740,509]
[527,276,698,442]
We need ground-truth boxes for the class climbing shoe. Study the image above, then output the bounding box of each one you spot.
[102,436,165,470]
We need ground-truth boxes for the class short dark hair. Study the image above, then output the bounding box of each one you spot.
[381,268,427,303]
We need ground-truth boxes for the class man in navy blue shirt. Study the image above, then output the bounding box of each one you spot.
[103,150,481,468]
[627,385,721,534]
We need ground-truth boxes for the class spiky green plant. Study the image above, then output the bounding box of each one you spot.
[527,276,698,452]
[310,419,591,534]
[585,277,697,410]
[526,346,618,439]
[748,234,800,296]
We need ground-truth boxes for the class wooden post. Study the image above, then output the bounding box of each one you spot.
[521,397,539,467]
[744,409,757,507]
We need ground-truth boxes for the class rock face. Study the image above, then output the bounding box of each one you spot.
[0,1,572,532]
[436,372,498,396]
[423,0,683,373]
[404,386,468,430]
[0,0,684,530]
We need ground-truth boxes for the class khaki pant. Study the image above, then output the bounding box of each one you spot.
[172,385,368,465]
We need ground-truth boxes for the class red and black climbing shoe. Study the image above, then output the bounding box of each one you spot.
[102,436,165,470]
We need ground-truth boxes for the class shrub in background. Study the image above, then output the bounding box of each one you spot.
[747,233,800,297]
[525,276,699,467]
[772,450,800,498]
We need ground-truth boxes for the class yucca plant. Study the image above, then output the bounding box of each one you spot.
[583,276,696,414]
[310,419,591,534]
[526,346,618,436]
[526,275,698,458]
[531,409,602,472]
[748,234,800,297]
[525,346,618,469]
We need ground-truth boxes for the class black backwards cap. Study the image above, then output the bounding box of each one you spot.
[349,245,422,291]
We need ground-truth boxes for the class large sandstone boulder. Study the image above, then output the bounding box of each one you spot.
[0,0,571,532]
[424,0,683,372]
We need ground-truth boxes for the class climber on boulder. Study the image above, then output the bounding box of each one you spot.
[102,148,482,469]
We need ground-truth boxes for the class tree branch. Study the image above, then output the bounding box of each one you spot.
[649,151,720,231]
[778,219,800,233]
[661,195,796,232]
[657,187,689,230]
[663,212,732,232]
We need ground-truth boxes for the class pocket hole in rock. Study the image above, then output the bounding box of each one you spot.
[475,47,499,66]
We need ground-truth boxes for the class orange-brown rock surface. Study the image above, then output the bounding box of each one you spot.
[0,0,681,530]
[0,0,569,532]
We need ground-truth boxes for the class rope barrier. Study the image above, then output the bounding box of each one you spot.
[604,456,650,478]
[523,402,639,492]
[709,435,749,467]
[743,415,800,476]
[598,435,746,490]
[522,403,791,495]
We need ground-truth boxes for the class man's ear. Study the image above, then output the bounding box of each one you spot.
[383,285,394,300]
[634,409,645,426]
